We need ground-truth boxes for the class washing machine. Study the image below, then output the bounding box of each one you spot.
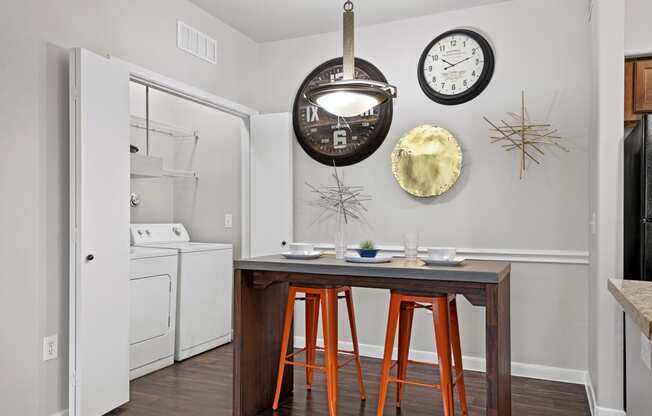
[129,246,178,379]
[130,224,233,361]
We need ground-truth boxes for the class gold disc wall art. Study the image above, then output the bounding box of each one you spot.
[391,125,462,197]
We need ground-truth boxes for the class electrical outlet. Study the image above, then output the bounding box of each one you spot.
[224,214,233,229]
[43,334,58,361]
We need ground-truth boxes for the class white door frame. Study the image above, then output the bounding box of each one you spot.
[70,54,259,416]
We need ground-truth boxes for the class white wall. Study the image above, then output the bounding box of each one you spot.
[257,0,590,375]
[130,85,244,254]
[130,82,176,224]
[0,1,258,415]
[625,0,652,56]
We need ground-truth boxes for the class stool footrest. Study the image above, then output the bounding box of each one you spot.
[389,377,440,390]
[388,359,465,387]
[283,347,361,371]
[337,355,357,369]
[284,347,307,360]
[284,360,326,371]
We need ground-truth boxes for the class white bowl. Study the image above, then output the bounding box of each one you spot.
[288,243,315,255]
[427,247,456,261]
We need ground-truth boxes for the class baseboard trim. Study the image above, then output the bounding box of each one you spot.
[585,372,597,416]
[309,243,590,265]
[294,336,587,385]
[584,372,626,416]
[594,407,626,416]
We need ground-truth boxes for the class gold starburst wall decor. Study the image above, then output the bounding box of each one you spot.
[483,91,568,179]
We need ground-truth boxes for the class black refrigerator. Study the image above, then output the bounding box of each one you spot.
[624,115,652,281]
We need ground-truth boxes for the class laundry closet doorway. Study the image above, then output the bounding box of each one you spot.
[128,81,243,253]
[69,48,292,416]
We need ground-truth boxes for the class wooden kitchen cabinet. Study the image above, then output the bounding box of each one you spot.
[626,60,642,127]
[635,58,652,113]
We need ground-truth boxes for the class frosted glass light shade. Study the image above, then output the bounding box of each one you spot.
[305,79,396,118]
[315,91,380,117]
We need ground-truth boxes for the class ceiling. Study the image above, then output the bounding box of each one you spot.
[189,0,509,42]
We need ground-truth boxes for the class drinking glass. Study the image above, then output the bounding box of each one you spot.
[404,232,419,260]
[334,215,346,260]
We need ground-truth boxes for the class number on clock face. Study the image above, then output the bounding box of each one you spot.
[292,58,393,166]
[417,29,495,105]
[423,34,484,95]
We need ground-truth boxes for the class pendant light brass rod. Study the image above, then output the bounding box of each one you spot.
[342,2,354,80]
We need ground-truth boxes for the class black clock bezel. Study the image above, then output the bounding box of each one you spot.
[292,57,393,167]
[417,29,495,106]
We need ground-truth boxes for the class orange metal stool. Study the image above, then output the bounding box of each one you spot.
[272,285,366,415]
[377,292,468,416]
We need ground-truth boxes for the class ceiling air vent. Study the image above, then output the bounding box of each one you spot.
[177,21,217,64]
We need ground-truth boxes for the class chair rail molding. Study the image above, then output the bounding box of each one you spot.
[309,243,589,265]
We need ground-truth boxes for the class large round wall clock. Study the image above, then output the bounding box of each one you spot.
[418,29,495,105]
[293,57,393,166]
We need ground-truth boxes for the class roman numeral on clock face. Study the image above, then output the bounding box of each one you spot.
[306,106,319,122]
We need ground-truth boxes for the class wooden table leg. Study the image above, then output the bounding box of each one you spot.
[233,270,293,416]
[485,274,511,416]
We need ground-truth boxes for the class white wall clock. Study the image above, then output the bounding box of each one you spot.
[418,29,495,105]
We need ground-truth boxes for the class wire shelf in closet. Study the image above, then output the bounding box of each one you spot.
[130,115,199,140]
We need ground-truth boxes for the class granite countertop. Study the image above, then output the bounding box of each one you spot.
[608,279,652,340]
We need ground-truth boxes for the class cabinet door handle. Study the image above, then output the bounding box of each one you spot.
[86,254,95,262]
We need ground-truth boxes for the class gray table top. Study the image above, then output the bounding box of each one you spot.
[235,254,510,284]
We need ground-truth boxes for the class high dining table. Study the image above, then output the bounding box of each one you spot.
[233,254,512,416]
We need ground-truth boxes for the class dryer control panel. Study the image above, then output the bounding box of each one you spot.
[130,223,190,245]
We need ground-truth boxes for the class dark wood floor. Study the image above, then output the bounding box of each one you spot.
[109,344,590,416]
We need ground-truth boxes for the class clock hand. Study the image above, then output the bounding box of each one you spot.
[441,59,456,68]
[337,116,352,131]
[444,56,472,70]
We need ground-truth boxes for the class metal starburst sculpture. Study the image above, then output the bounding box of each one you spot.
[484,90,569,179]
[306,163,371,226]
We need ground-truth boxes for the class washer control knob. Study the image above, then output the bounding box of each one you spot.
[137,229,143,236]
[173,227,181,236]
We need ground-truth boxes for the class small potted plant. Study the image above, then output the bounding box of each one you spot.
[357,240,379,258]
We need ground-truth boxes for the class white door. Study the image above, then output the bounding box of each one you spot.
[250,113,293,257]
[69,48,130,416]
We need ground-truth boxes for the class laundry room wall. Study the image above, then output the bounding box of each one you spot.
[129,84,243,253]
[129,82,176,224]
[0,1,258,415]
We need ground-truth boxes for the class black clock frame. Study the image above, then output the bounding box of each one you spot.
[292,57,393,166]
[417,29,495,105]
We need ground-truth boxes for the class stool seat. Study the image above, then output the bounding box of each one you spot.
[377,293,468,416]
[273,285,365,415]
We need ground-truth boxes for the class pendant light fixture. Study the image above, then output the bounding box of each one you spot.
[305,1,397,117]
